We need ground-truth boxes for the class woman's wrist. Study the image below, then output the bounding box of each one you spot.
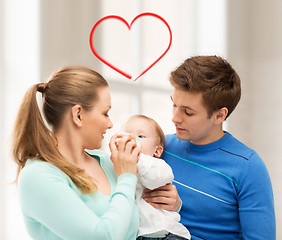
[113,173,138,199]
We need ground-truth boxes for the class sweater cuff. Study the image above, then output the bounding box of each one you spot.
[177,198,183,213]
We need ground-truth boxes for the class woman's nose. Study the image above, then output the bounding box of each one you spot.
[108,118,113,129]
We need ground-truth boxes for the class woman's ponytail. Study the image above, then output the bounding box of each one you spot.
[13,84,45,168]
[12,66,107,193]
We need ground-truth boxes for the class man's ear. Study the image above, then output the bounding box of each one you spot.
[153,146,164,158]
[214,107,228,124]
[71,104,83,127]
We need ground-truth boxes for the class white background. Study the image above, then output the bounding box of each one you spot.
[1,0,281,239]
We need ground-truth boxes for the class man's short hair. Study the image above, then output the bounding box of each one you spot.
[170,55,241,119]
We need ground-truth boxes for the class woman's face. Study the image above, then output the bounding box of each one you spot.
[82,87,113,150]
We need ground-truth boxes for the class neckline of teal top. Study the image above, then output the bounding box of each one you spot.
[25,149,115,197]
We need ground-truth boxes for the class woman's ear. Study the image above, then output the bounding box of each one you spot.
[153,146,164,158]
[214,107,228,124]
[71,104,83,127]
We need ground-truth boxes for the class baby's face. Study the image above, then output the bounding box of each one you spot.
[123,118,160,157]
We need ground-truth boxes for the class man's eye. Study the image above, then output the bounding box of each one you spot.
[185,111,193,116]
[138,135,145,139]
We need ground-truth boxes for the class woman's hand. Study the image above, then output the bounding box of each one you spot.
[109,134,140,176]
[142,183,182,211]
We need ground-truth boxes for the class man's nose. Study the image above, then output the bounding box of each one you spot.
[172,107,182,124]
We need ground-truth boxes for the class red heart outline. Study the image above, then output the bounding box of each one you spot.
[89,12,172,81]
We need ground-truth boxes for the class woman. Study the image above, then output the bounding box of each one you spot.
[12,66,140,240]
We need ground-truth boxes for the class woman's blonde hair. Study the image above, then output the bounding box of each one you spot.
[12,66,108,193]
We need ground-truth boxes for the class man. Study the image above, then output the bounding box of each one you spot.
[143,56,275,239]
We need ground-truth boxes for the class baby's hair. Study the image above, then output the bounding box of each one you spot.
[126,115,165,148]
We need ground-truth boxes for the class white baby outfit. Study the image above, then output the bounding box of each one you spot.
[136,153,191,239]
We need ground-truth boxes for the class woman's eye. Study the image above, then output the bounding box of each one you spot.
[138,135,145,139]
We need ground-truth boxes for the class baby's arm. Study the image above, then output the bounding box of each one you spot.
[137,153,174,190]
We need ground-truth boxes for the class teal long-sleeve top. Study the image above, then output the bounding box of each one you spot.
[18,149,139,240]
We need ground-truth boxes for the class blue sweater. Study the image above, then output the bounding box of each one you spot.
[162,132,275,240]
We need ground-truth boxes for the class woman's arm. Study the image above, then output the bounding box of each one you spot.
[19,161,137,240]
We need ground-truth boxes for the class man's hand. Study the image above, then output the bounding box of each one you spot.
[142,183,182,211]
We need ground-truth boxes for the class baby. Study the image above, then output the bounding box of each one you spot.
[121,115,191,240]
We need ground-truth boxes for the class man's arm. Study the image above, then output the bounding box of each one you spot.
[142,183,182,211]
[238,153,276,239]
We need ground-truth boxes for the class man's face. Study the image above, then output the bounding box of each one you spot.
[171,88,217,145]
